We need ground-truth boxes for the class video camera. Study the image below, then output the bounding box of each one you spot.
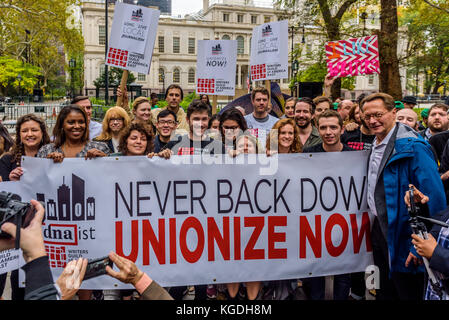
[408,186,449,299]
[0,191,36,239]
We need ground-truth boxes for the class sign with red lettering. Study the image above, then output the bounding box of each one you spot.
[250,20,289,81]
[325,35,380,78]
[12,153,373,289]
[106,2,160,74]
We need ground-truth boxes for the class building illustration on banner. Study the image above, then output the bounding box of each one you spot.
[262,24,272,37]
[36,174,96,268]
[131,8,143,21]
[212,44,222,55]
[37,174,95,222]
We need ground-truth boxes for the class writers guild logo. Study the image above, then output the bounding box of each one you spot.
[131,8,143,22]
[212,44,222,55]
[262,24,273,37]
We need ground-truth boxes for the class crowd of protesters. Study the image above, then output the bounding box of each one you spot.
[1,73,449,301]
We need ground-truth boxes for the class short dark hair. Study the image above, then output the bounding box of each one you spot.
[71,96,91,106]
[296,97,316,114]
[165,84,184,100]
[313,96,332,108]
[157,109,177,122]
[251,87,270,101]
[317,109,343,128]
[150,92,158,99]
[53,105,89,148]
[119,122,154,155]
[187,99,211,120]
[208,113,220,129]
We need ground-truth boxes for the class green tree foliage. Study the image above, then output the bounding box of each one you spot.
[0,56,41,95]
[401,0,449,94]
[93,68,137,89]
[0,0,84,92]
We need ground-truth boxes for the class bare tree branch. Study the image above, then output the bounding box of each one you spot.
[0,4,55,15]
[422,0,449,14]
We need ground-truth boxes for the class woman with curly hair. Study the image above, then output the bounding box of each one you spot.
[95,106,131,153]
[0,114,50,181]
[266,118,303,155]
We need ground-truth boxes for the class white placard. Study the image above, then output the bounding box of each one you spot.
[11,153,373,289]
[196,40,237,96]
[250,20,289,81]
[105,2,160,74]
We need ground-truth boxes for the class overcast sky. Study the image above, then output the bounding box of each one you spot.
[172,0,203,16]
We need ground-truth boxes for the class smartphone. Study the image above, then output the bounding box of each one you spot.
[84,256,113,280]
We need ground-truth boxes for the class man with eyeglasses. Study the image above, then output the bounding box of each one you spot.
[154,109,180,153]
[362,92,446,300]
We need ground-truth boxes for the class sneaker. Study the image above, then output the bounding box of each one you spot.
[207,284,217,299]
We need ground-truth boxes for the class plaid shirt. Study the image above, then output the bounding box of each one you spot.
[425,218,449,300]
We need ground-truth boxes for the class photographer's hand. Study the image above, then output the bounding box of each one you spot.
[0,200,46,263]
[405,252,422,267]
[412,233,437,259]
[404,184,429,207]
[105,251,145,286]
[56,257,88,300]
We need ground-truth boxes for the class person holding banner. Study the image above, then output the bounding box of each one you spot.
[154,109,180,153]
[362,92,446,300]
[302,110,353,300]
[95,106,131,153]
[219,108,248,154]
[266,118,302,155]
[113,121,171,159]
[294,97,322,149]
[37,105,110,163]
[0,114,51,182]
[166,99,224,156]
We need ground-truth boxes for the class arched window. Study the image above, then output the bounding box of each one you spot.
[237,36,244,54]
[222,34,230,40]
[188,68,195,84]
[158,68,165,83]
[173,68,180,83]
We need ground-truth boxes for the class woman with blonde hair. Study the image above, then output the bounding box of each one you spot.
[95,106,131,153]
[132,96,156,135]
[266,118,303,155]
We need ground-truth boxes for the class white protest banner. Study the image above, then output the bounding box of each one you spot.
[106,2,160,74]
[250,20,288,81]
[16,153,373,289]
[196,40,237,96]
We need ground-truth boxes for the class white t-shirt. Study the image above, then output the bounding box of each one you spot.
[89,120,103,140]
[244,113,279,148]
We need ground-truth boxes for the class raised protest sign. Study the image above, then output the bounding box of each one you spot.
[325,35,380,78]
[8,153,372,289]
[105,2,159,74]
[196,40,237,96]
[250,20,288,81]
